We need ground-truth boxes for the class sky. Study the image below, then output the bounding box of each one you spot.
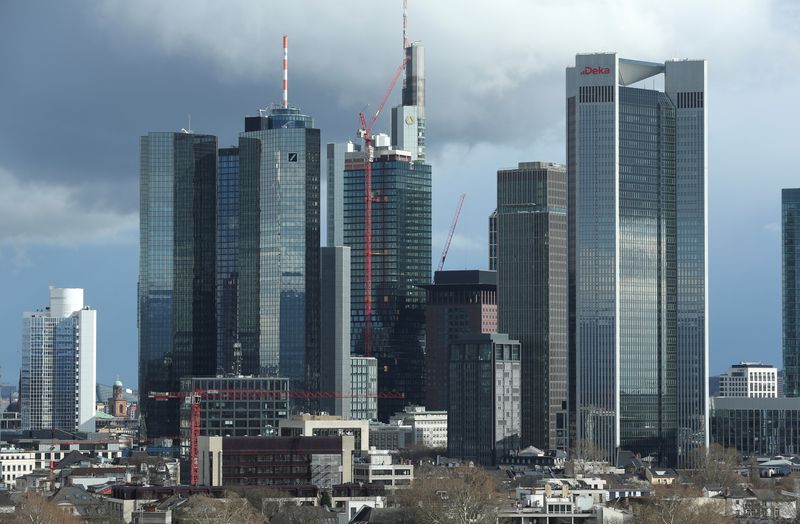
[1,0,799,389]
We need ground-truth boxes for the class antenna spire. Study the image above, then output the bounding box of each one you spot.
[403,0,409,49]
[282,35,289,108]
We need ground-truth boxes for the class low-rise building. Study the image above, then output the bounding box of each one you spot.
[279,414,370,451]
[369,420,414,450]
[352,448,413,489]
[719,362,778,398]
[388,406,447,449]
[711,396,800,456]
[0,448,36,488]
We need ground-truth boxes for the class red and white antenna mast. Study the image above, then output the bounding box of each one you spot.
[282,34,289,108]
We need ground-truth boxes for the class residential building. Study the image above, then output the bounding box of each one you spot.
[320,246,352,417]
[279,415,370,451]
[711,397,800,456]
[390,41,426,162]
[198,435,354,488]
[719,363,778,398]
[238,106,321,391]
[179,376,290,438]
[21,287,96,432]
[497,162,568,452]
[139,131,217,438]
[784,188,800,397]
[217,146,240,374]
[389,405,447,449]
[343,149,431,420]
[352,448,413,489]
[350,356,378,420]
[0,448,36,488]
[421,270,498,411]
[326,141,361,247]
[567,53,709,465]
[448,333,521,465]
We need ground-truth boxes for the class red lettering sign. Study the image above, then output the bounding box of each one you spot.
[579,66,611,75]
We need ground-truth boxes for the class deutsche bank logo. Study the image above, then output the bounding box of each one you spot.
[288,153,298,162]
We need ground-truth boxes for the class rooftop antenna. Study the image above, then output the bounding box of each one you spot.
[403,0,409,49]
[282,34,289,108]
[180,114,192,134]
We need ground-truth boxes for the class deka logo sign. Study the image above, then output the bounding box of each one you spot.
[580,66,611,75]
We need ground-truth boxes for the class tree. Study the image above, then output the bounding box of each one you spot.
[631,485,734,524]
[12,493,81,524]
[320,490,332,508]
[687,444,742,490]
[397,467,500,524]
[175,493,262,524]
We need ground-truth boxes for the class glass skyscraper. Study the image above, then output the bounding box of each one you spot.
[139,131,218,438]
[783,189,800,397]
[567,53,708,466]
[238,107,321,391]
[343,149,431,420]
[496,162,568,452]
[217,147,240,374]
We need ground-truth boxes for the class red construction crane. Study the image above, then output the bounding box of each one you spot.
[149,388,405,485]
[437,193,467,272]
[358,54,408,357]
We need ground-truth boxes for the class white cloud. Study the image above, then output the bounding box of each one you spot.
[0,167,138,247]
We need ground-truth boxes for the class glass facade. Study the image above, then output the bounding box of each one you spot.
[217,147,240,374]
[783,189,800,397]
[497,163,568,451]
[350,356,378,420]
[343,152,432,420]
[139,132,218,438]
[238,107,320,391]
[711,397,800,457]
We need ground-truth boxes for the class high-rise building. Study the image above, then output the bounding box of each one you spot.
[217,147,240,374]
[719,362,778,398]
[783,188,800,397]
[567,53,708,465]
[320,246,352,417]
[139,131,218,438]
[421,270,498,411]
[238,106,321,390]
[21,287,96,432]
[350,356,378,420]
[326,141,361,247]
[343,149,431,420]
[488,209,498,271]
[390,42,425,162]
[496,162,568,452]
[448,333,521,465]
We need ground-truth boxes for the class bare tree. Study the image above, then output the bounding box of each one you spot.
[687,444,742,490]
[12,493,81,524]
[175,493,263,524]
[632,485,734,524]
[397,467,500,524]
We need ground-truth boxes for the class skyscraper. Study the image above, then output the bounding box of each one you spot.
[21,287,96,432]
[238,106,321,390]
[139,131,218,438]
[320,246,352,417]
[496,162,568,452]
[391,42,425,162]
[217,147,240,374]
[343,149,431,420]
[783,189,800,397]
[567,53,708,465]
[326,141,361,247]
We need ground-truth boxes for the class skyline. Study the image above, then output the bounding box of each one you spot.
[2,0,800,388]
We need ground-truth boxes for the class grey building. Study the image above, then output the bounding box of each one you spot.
[567,53,708,466]
[390,42,426,162]
[783,189,800,397]
[139,131,217,438]
[238,106,321,391]
[497,162,568,452]
[711,397,800,457]
[350,356,378,420]
[488,209,497,271]
[448,333,521,465]
[217,147,240,375]
[320,246,352,417]
[326,141,360,247]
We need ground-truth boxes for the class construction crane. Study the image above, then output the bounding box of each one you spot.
[437,193,467,272]
[358,55,408,358]
[149,388,405,485]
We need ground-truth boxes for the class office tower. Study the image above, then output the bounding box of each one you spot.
[783,189,800,397]
[719,362,778,398]
[488,209,498,271]
[343,149,432,420]
[326,141,361,247]
[139,131,217,438]
[350,356,378,420]
[421,270,498,411]
[567,53,708,466]
[320,246,352,417]
[496,162,568,452]
[217,147,240,374]
[238,106,321,390]
[448,333,521,465]
[20,287,96,432]
[391,42,425,162]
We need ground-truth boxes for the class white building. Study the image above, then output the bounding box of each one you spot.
[21,287,96,432]
[389,405,447,449]
[352,448,413,489]
[279,415,370,451]
[0,448,36,488]
[719,363,778,398]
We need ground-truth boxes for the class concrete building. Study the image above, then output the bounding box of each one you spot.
[321,246,352,417]
[279,415,370,451]
[711,397,800,456]
[350,356,378,420]
[352,448,413,489]
[421,270,498,411]
[784,188,800,397]
[389,406,447,449]
[448,333,521,465]
[0,448,36,488]
[567,53,709,465]
[21,287,96,432]
[369,420,414,450]
[719,363,778,398]
[497,162,568,452]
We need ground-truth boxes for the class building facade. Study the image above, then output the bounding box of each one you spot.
[320,246,352,417]
[350,356,378,420]
[343,150,431,420]
[352,449,413,489]
[497,162,568,452]
[216,146,240,375]
[326,141,361,247]
[388,406,447,449]
[278,415,370,451]
[488,209,498,271]
[711,397,800,457]
[784,188,800,397]
[238,107,321,390]
[422,270,498,411]
[448,333,522,465]
[567,53,708,465]
[21,287,96,432]
[390,42,425,162]
[139,131,218,438]
[719,363,778,398]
